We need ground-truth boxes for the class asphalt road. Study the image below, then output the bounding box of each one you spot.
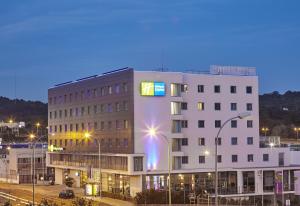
[0,183,110,206]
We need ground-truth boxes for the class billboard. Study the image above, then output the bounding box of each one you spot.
[141,82,165,96]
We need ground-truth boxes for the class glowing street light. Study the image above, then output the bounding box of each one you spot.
[8,119,13,124]
[261,127,269,137]
[29,134,36,139]
[294,127,300,140]
[84,132,91,138]
[147,127,171,206]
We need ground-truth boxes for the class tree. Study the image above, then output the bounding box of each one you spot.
[3,201,12,206]
[39,199,58,206]
[72,197,93,206]
[64,176,75,187]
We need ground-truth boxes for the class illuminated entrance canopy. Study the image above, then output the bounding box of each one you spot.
[140,81,166,96]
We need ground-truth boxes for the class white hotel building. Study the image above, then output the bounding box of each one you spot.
[47,66,300,201]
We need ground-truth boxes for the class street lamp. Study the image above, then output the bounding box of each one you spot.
[294,127,300,140]
[261,127,269,137]
[214,112,251,206]
[147,128,171,206]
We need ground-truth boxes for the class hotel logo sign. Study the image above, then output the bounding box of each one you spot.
[140,81,165,96]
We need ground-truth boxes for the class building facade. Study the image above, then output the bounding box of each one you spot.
[47,66,300,201]
[0,143,47,184]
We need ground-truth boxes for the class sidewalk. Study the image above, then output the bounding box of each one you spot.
[86,196,135,206]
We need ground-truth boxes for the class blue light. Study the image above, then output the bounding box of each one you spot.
[154,82,165,96]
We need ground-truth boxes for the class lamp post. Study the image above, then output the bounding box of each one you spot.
[294,127,300,140]
[98,139,102,198]
[148,128,171,206]
[29,133,44,206]
[214,112,251,206]
[261,127,269,137]
[29,134,36,206]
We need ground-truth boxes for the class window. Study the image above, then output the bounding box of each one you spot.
[248,154,254,162]
[198,120,205,128]
[124,120,128,129]
[246,86,252,94]
[134,157,143,171]
[108,121,112,130]
[232,155,238,162]
[64,124,68,132]
[230,86,237,93]
[214,85,220,93]
[247,103,253,111]
[182,138,188,146]
[54,111,57,119]
[59,110,62,118]
[181,120,188,128]
[181,102,188,110]
[231,120,237,128]
[215,103,221,111]
[123,101,128,111]
[171,83,181,97]
[49,112,52,119]
[182,156,189,164]
[123,83,128,92]
[247,120,253,128]
[108,86,112,94]
[199,156,205,164]
[75,124,79,132]
[116,120,120,129]
[64,109,67,118]
[65,139,68,147]
[116,102,120,112]
[70,124,73,132]
[100,104,105,113]
[218,155,222,163]
[216,137,222,145]
[87,106,90,115]
[94,105,97,114]
[81,107,85,116]
[231,103,237,111]
[81,123,85,131]
[115,84,120,94]
[54,125,57,132]
[247,137,253,145]
[231,137,238,145]
[181,84,188,92]
[172,120,181,133]
[94,122,98,130]
[263,154,269,162]
[198,138,205,146]
[100,121,104,130]
[69,108,73,117]
[198,85,204,93]
[107,104,112,112]
[215,120,221,128]
[197,102,204,111]
[171,102,181,115]
[59,125,62,132]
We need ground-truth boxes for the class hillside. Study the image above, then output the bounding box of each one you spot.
[259,91,300,138]
[0,96,47,132]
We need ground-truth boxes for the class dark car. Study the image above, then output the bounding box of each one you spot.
[59,189,75,199]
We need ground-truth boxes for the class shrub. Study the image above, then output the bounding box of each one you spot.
[64,177,75,187]
[72,197,93,206]
[39,199,58,206]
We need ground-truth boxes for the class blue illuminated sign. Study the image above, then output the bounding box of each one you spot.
[140,81,165,96]
[154,82,165,96]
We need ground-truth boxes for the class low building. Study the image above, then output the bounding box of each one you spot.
[0,143,47,184]
[0,121,25,137]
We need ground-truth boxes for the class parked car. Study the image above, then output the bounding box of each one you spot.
[59,189,75,199]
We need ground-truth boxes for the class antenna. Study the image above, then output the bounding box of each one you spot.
[14,73,17,104]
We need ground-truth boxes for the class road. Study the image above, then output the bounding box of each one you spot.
[0,183,110,206]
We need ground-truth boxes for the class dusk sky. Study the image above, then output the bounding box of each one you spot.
[0,0,299,102]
